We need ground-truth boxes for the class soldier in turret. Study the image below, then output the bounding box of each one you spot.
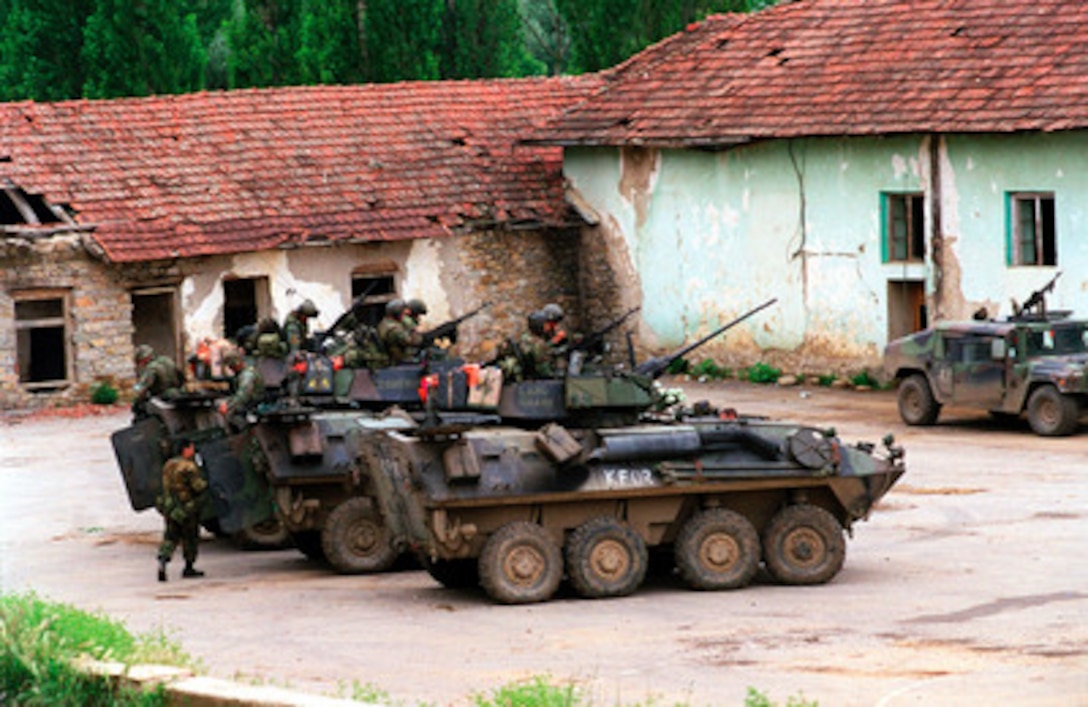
[377,299,422,364]
[283,299,320,353]
[132,345,183,419]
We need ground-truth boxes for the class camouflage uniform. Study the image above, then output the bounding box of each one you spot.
[155,449,207,580]
[133,347,183,418]
[377,315,421,365]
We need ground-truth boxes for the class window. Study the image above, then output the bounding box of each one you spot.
[14,290,69,388]
[1009,193,1056,266]
[350,269,397,329]
[884,193,925,263]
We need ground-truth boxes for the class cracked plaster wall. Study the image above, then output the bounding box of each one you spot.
[565,132,1088,373]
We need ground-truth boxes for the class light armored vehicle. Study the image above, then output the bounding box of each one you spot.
[884,276,1088,436]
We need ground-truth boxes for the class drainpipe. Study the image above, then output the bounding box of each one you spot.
[928,134,944,320]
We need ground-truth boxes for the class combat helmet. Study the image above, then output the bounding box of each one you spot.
[386,298,405,317]
[541,303,564,323]
[297,299,319,318]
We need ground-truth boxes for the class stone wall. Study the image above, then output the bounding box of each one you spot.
[0,234,134,410]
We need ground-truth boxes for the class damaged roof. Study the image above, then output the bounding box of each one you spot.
[0,77,598,263]
[537,0,1088,148]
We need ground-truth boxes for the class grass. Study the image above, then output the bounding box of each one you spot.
[0,592,190,706]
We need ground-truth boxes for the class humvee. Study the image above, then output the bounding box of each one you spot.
[883,302,1088,437]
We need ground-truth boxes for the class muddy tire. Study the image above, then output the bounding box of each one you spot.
[424,558,479,589]
[233,517,291,550]
[897,373,940,426]
[565,517,648,599]
[321,497,397,574]
[479,522,562,604]
[763,504,845,586]
[675,509,760,590]
[292,530,326,562]
[1027,385,1080,437]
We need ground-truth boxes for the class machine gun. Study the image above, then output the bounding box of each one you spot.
[420,302,492,348]
[314,281,380,348]
[571,307,641,357]
[634,297,778,379]
[1011,271,1062,320]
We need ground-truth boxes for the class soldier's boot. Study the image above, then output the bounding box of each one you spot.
[157,557,168,583]
[182,563,204,579]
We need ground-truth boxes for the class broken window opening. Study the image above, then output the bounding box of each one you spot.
[1,183,63,225]
[1010,193,1056,267]
[351,272,397,329]
[14,290,70,389]
[884,192,925,263]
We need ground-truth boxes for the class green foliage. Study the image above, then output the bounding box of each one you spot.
[691,357,731,379]
[665,357,691,375]
[745,687,819,707]
[474,675,579,707]
[0,592,189,705]
[744,361,781,384]
[850,369,880,389]
[89,381,119,405]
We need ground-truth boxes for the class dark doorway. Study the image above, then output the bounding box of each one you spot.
[132,289,178,362]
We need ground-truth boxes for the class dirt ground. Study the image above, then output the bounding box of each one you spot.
[1,380,1086,706]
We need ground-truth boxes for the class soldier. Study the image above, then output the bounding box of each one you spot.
[132,345,183,419]
[283,299,320,353]
[155,437,207,582]
[217,351,265,430]
[377,298,421,364]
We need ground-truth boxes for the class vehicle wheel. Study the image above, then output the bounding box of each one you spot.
[762,504,845,585]
[233,517,291,550]
[292,530,326,562]
[424,558,479,589]
[565,517,648,599]
[478,522,562,604]
[1027,385,1080,437]
[321,497,397,574]
[897,373,940,426]
[674,509,760,590]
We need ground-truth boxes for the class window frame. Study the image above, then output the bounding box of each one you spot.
[13,288,71,389]
[1008,192,1056,267]
[882,192,926,263]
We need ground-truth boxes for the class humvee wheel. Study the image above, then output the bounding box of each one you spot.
[479,522,562,604]
[321,498,397,574]
[1027,385,1080,437]
[675,509,760,590]
[565,517,648,599]
[763,504,845,585]
[897,373,941,426]
[233,517,291,550]
[292,530,326,562]
[424,558,479,589]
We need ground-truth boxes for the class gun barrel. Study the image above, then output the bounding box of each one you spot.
[635,297,778,377]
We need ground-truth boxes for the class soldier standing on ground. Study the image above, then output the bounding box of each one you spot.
[217,351,265,430]
[155,438,207,582]
[132,345,183,419]
[283,299,320,353]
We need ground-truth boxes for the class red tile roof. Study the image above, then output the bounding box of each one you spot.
[539,0,1088,147]
[0,77,599,263]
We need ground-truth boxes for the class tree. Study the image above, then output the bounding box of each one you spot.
[0,0,95,101]
[364,0,442,82]
[81,0,205,98]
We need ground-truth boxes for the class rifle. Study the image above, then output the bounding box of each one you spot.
[571,306,641,356]
[634,297,778,379]
[315,280,380,346]
[420,302,492,348]
[1012,271,1061,319]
